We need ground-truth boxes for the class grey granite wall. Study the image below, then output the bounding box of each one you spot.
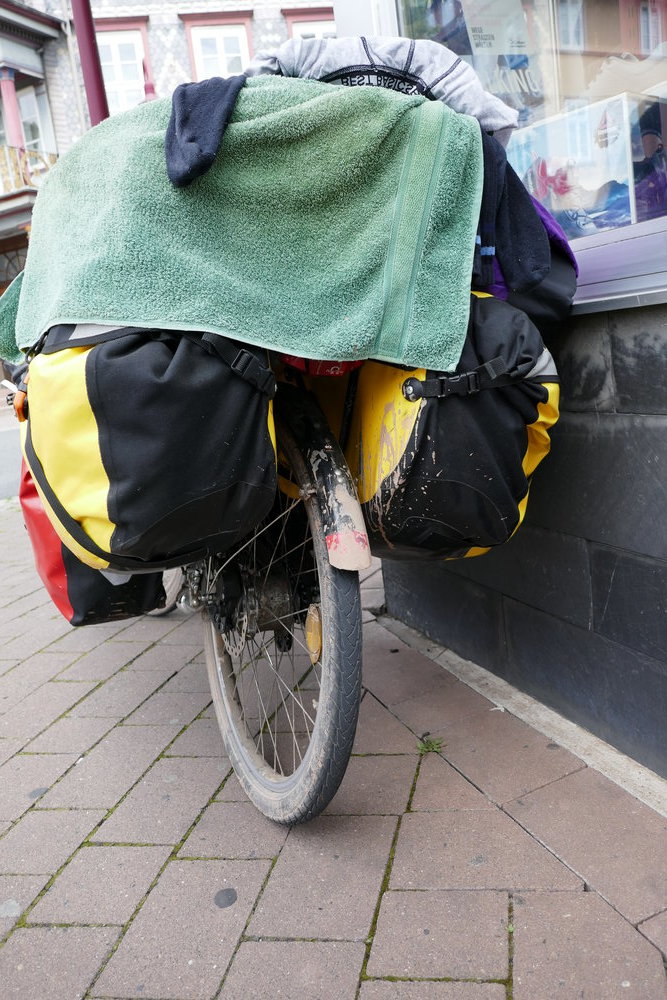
[383,304,667,778]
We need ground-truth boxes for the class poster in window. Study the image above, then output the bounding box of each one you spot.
[425,0,548,124]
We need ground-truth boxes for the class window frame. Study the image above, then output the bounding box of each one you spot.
[95,17,154,113]
[281,6,336,39]
[179,11,254,81]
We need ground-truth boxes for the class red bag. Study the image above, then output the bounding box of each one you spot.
[19,461,166,626]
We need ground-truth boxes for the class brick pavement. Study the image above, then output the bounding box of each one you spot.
[0,495,666,999]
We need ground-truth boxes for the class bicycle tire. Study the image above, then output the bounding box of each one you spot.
[203,420,362,824]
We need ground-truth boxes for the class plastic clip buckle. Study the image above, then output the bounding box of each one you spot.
[231,350,277,398]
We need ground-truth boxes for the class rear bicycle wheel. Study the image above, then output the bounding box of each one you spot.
[202,421,362,824]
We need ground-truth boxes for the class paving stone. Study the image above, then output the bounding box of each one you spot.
[512,891,667,1000]
[0,753,78,821]
[389,681,494,735]
[362,586,385,611]
[411,753,494,810]
[367,889,508,979]
[0,738,22,766]
[0,652,78,713]
[25,716,118,754]
[37,725,181,809]
[165,718,227,757]
[0,809,106,874]
[180,801,288,859]
[325,754,417,815]
[360,984,507,1000]
[391,811,581,890]
[28,844,171,925]
[221,940,365,999]
[157,615,203,645]
[110,615,182,643]
[249,814,396,939]
[214,773,247,802]
[0,874,49,936]
[353,694,420,754]
[362,622,451,707]
[45,621,130,654]
[124,690,211,725]
[1,619,82,660]
[94,757,226,845]
[127,642,202,673]
[505,768,667,923]
[0,925,118,999]
[68,668,176,718]
[93,859,269,1000]
[433,709,585,804]
[57,640,150,681]
[0,681,97,741]
[160,660,210,693]
[639,909,667,957]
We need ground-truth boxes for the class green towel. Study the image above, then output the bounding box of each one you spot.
[3,76,483,371]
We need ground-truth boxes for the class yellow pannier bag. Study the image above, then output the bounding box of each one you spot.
[343,295,560,560]
[21,324,277,572]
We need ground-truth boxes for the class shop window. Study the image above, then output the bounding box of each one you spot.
[396,0,667,306]
[282,8,336,39]
[96,29,146,114]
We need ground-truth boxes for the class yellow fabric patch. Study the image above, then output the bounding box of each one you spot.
[27,347,115,559]
[344,361,426,505]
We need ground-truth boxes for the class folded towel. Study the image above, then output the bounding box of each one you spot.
[7,76,483,371]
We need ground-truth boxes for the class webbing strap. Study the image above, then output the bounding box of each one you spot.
[201,333,277,398]
[401,357,535,401]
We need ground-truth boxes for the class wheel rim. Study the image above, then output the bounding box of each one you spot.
[203,434,330,789]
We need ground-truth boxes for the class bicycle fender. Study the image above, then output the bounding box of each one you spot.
[276,385,372,572]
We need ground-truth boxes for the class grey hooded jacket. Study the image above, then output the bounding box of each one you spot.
[245,35,518,146]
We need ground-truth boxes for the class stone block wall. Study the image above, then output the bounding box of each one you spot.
[383,304,667,778]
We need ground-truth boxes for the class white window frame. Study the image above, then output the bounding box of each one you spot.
[558,0,585,52]
[289,18,336,39]
[96,29,146,115]
[190,24,250,80]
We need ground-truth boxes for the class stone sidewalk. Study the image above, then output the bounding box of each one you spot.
[0,496,666,999]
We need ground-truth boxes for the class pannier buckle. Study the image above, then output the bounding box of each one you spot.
[438,371,480,397]
[231,350,277,398]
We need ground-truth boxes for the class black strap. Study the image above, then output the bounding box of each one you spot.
[401,357,534,401]
[202,333,276,398]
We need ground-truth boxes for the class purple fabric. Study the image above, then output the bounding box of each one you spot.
[530,196,579,276]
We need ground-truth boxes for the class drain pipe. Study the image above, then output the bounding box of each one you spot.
[70,0,108,125]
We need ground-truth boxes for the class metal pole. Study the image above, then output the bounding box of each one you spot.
[69,0,109,126]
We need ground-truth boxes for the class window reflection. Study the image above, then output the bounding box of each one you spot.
[397,0,667,237]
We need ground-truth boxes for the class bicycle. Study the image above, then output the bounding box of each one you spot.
[172,378,369,825]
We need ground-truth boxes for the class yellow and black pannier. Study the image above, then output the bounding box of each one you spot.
[20,324,277,573]
[344,294,560,560]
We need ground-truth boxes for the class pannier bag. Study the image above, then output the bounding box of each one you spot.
[21,324,277,573]
[19,461,166,625]
[345,294,560,559]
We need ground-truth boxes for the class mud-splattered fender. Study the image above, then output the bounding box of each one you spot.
[276,384,371,571]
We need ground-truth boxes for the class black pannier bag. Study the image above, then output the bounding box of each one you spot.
[345,294,560,560]
[21,325,277,574]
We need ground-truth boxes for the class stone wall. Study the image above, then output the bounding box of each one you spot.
[382,304,667,778]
